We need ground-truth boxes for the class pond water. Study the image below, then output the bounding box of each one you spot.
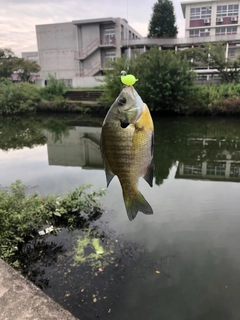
[1,114,240,319]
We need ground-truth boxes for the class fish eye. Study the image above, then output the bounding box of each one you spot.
[118,97,127,106]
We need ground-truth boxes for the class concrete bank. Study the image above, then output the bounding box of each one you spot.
[0,258,78,320]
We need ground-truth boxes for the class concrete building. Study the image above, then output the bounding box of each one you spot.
[123,0,240,83]
[22,51,39,63]
[30,1,240,87]
[181,0,239,39]
[35,18,142,87]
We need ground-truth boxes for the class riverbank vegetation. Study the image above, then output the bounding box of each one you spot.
[0,180,106,267]
[101,43,240,115]
[2,43,240,115]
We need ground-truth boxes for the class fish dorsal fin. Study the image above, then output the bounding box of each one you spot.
[143,160,154,187]
[106,170,115,187]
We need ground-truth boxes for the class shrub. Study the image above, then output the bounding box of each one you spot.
[135,48,196,113]
[187,84,240,115]
[100,49,195,113]
[99,56,139,106]
[0,180,106,266]
[0,80,40,115]
[39,74,67,100]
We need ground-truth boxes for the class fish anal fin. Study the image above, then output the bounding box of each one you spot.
[143,160,154,187]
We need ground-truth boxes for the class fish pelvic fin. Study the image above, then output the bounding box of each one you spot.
[123,190,153,221]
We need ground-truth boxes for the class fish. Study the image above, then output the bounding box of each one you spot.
[100,85,154,221]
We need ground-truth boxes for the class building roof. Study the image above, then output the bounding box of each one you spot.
[72,17,122,26]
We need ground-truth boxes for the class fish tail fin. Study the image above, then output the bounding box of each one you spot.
[123,190,153,221]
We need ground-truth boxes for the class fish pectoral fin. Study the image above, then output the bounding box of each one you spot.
[105,170,115,187]
[143,160,154,187]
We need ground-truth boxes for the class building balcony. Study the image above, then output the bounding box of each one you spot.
[99,38,116,47]
[121,34,240,49]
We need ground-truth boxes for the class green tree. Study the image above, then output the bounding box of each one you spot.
[0,80,40,115]
[99,56,138,106]
[13,58,41,82]
[101,48,195,113]
[136,48,195,112]
[180,42,240,83]
[148,0,178,38]
[0,48,16,79]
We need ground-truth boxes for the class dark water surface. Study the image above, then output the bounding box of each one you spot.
[1,114,240,319]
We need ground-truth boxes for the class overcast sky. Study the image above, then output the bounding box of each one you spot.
[1,0,186,57]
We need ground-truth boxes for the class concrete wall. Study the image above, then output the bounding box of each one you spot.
[22,51,39,63]
[81,24,100,48]
[72,76,104,87]
[36,22,78,80]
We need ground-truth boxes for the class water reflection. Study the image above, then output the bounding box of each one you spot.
[176,138,240,182]
[0,116,47,150]
[41,117,240,184]
[2,116,240,185]
[2,115,240,320]
[43,127,103,169]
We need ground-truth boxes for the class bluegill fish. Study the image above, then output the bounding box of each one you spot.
[101,86,154,221]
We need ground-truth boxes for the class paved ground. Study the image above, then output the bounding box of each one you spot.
[0,258,78,320]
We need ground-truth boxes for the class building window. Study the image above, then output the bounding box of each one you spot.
[216,26,237,35]
[217,4,238,17]
[230,163,240,177]
[190,6,211,20]
[201,6,212,18]
[229,4,239,16]
[183,163,202,175]
[229,48,236,57]
[207,163,226,176]
[121,25,124,40]
[104,29,115,45]
[105,51,116,67]
[189,28,210,37]
[190,8,200,20]
[197,75,208,80]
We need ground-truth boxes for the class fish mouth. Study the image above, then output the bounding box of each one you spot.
[120,119,130,128]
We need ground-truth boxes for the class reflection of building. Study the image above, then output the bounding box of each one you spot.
[42,127,103,169]
[176,138,240,182]
[177,160,240,181]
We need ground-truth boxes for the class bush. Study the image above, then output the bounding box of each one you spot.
[135,48,196,113]
[0,80,40,115]
[0,180,106,266]
[99,56,139,106]
[39,74,67,100]
[101,49,195,113]
[187,84,240,115]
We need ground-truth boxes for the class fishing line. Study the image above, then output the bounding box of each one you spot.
[120,0,138,86]
[123,0,130,74]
